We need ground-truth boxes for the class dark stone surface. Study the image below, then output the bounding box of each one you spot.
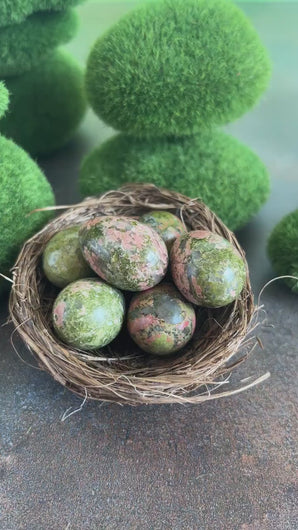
[1,3,297,529]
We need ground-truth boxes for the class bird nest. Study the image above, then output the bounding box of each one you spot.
[9,184,266,405]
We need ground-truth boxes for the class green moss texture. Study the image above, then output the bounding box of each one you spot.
[0,135,55,293]
[267,210,298,294]
[0,0,83,28]
[0,9,78,77]
[85,0,271,137]
[79,131,270,231]
[0,50,87,156]
[0,82,9,118]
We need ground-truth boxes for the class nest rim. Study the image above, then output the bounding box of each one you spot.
[9,183,260,405]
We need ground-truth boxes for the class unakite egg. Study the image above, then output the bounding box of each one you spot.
[140,210,186,251]
[171,231,246,307]
[43,226,94,288]
[127,283,196,355]
[52,278,125,350]
[79,216,168,291]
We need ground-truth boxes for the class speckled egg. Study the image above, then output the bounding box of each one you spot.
[43,226,94,288]
[171,231,246,308]
[79,216,168,291]
[52,278,125,350]
[140,210,186,250]
[127,283,196,355]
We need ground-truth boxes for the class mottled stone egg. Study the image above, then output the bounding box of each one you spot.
[79,216,168,291]
[43,226,94,288]
[171,231,246,308]
[52,278,125,350]
[127,283,196,355]
[140,210,186,250]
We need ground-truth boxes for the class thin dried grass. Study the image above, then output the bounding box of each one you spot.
[9,184,265,405]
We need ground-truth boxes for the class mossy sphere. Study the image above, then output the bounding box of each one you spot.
[267,210,298,294]
[0,136,54,294]
[0,0,83,27]
[0,9,78,77]
[43,226,94,288]
[140,211,186,251]
[85,0,271,137]
[79,217,168,291]
[79,131,270,232]
[0,82,9,118]
[52,279,125,350]
[0,50,86,156]
[171,231,246,307]
[127,284,196,356]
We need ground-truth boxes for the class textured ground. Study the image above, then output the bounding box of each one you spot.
[1,2,298,529]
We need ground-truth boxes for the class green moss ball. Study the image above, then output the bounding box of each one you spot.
[0,135,55,294]
[0,82,9,118]
[0,9,78,77]
[43,226,94,288]
[0,50,87,156]
[79,131,270,231]
[85,0,271,137]
[52,279,125,350]
[267,210,298,294]
[0,0,83,28]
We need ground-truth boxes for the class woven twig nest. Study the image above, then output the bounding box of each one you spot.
[9,184,265,405]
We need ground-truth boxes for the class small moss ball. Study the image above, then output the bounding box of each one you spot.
[79,131,270,231]
[0,136,55,294]
[0,0,83,28]
[140,211,186,251]
[267,210,298,294]
[79,216,168,291]
[43,226,94,288]
[127,283,196,356]
[0,82,9,118]
[85,0,271,137]
[0,9,78,77]
[0,50,87,156]
[171,230,246,307]
[52,278,125,350]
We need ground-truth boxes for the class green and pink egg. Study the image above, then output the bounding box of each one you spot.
[79,216,168,291]
[171,231,246,307]
[140,210,186,250]
[52,278,125,351]
[127,283,196,355]
[43,225,94,288]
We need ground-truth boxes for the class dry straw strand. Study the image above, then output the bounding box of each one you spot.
[9,184,262,405]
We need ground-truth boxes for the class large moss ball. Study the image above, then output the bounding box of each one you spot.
[0,9,78,77]
[0,50,87,156]
[43,226,94,288]
[0,82,9,118]
[171,231,246,307]
[85,0,271,137]
[52,278,125,350]
[267,210,298,294]
[79,216,168,291]
[0,136,55,294]
[127,283,196,356]
[79,131,270,231]
[0,0,82,27]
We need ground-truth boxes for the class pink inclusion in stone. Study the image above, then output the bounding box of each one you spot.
[53,301,66,328]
